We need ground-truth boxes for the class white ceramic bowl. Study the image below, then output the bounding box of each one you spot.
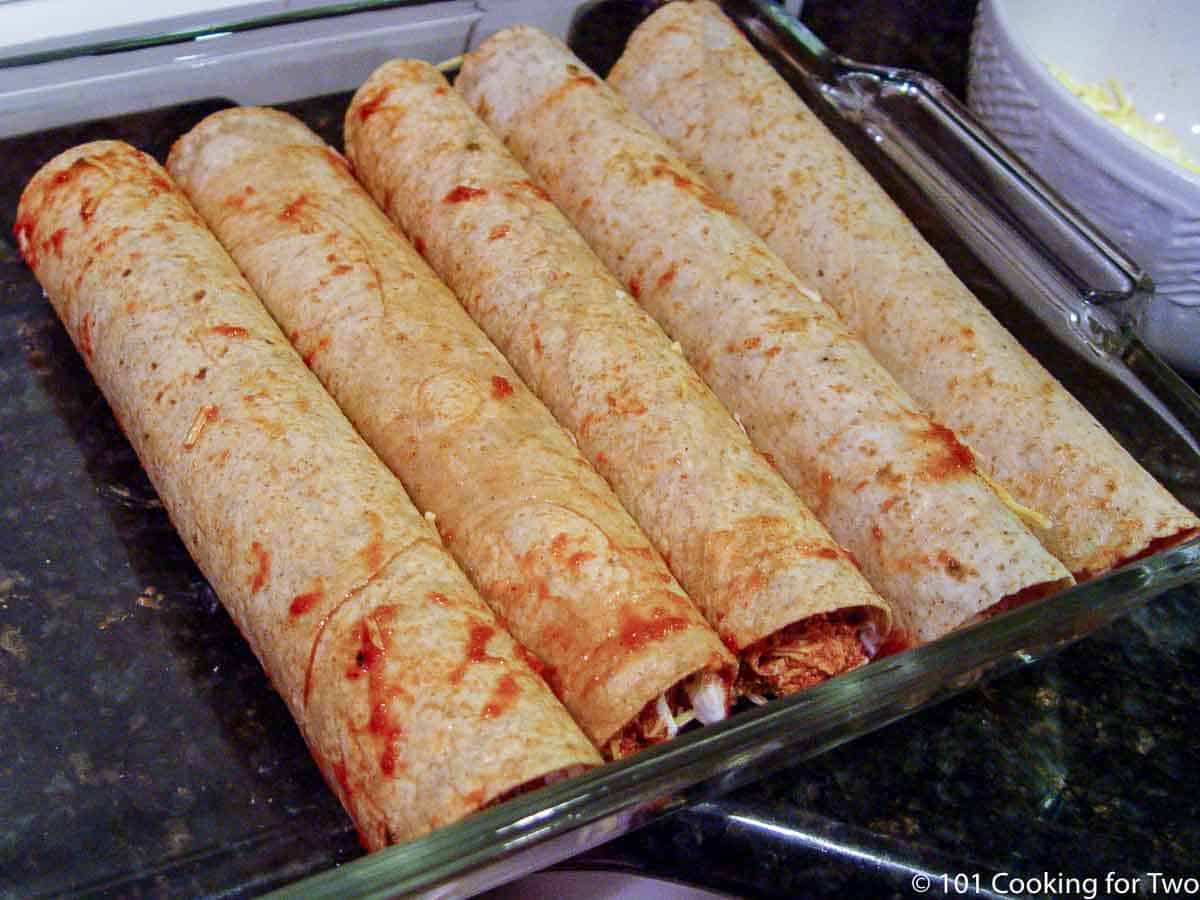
[968,0,1200,375]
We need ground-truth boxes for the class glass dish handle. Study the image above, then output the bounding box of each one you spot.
[729,0,1150,310]
[726,0,1200,454]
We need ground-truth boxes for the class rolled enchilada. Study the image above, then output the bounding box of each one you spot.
[343,58,892,698]
[457,27,1074,643]
[168,108,734,756]
[14,141,600,848]
[609,0,1200,579]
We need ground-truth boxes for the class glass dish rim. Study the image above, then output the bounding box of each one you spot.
[0,0,435,70]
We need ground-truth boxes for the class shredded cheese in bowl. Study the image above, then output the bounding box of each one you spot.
[1047,64,1200,175]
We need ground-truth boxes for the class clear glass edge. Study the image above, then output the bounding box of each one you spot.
[0,0,434,69]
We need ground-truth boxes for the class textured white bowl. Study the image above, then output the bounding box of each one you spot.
[969,0,1200,375]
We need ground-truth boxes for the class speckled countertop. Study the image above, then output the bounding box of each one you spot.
[2,3,1199,898]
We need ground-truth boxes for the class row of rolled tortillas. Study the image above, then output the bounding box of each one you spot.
[17,1,1196,850]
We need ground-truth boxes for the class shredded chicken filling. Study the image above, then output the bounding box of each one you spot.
[606,670,730,760]
[737,610,879,697]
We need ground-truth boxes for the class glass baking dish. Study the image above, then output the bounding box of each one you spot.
[2,0,1199,897]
